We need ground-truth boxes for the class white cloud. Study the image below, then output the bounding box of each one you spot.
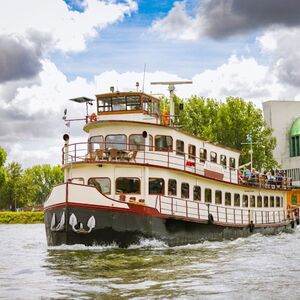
[0,0,137,53]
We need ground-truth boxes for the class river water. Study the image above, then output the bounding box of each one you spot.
[1,224,300,299]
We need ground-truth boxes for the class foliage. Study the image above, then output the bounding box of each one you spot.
[0,152,64,211]
[0,212,44,224]
[0,147,7,188]
[177,96,278,170]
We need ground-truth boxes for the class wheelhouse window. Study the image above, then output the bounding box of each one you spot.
[176,140,184,156]
[264,196,269,207]
[168,179,177,196]
[210,151,217,163]
[225,192,231,206]
[89,135,104,151]
[155,135,173,151]
[242,195,248,207]
[143,97,160,115]
[112,96,126,111]
[215,190,222,204]
[257,196,262,208]
[88,177,111,194]
[181,183,190,199]
[229,157,236,169]
[106,134,127,150]
[188,145,196,160]
[234,194,240,207]
[205,188,212,203]
[149,178,164,194]
[129,134,145,151]
[98,97,112,112]
[116,177,140,194]
[270,196,275,207]
[126,95,141,111]
[250,195,255,207]
[193,186,201,201]
[200,148,207,163]
[220,155,227,167]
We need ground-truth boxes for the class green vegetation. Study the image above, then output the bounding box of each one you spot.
[0,147,64,211]
[0,211,44,224]
[174,96,278,170]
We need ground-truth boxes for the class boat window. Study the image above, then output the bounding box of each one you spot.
[143,97,151,113]
[149,178,164,194]
[270,196,275,207]
[181,183,190,199]
[263,196,269,207]
[276,196,280,207]
[176,140,184,156]
[234,194,240,206]
[98,97,112,112]
[112,96,126,111]
[105,134,127,150]
[215,190,222,204]
[210,151,217,163]
[193,186,201,201]
[188,145,196,160]
[242,195,248,207]
[129,134,145,151]
[89,135,104,151]
[88,177,111,194]
[225,192,231,206]
[205,188,212,203]
[155,135,173,151]
[71,177,84,185]
[126,95,141,111]
[257,196,262,208]
[220,155,227,167]
[250,195,255,207]
[229,157,236,169]
[116,177,140,194]
[168,179,177,196]
[200,148,207,163]
[149,135,153,151]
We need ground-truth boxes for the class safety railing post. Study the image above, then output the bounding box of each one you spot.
[171,197,174,215]
[186,200,188,218]
[273,211,275,223]
[217,205,219,222]
[184,154,186,171]
[255,211,257,223]
[261,211,263,224]
[233,208,236,224]
[225,207,228,223]
[241,209,243,224]
[197,202,200,220]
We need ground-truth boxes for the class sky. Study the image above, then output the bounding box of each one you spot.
[1,0,300,167]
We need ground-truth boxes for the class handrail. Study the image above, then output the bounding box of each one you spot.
[62,141,292,190]
[155,194,290,226]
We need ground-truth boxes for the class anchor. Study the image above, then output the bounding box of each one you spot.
[69,213,96,234]
[50,212,65,232]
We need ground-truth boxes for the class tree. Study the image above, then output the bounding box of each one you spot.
[0,147,7,188]
[177,96,278,170]
[0,162,35,211]
[25,165,64,205]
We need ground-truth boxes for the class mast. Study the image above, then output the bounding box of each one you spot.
[150,81,192,121]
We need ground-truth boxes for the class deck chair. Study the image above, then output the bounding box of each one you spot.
[108,148,118,161]
[95,149,106,161]
[126,150,138,162]
[85,151,96,162]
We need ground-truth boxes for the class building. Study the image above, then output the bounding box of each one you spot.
[263,101,300,186]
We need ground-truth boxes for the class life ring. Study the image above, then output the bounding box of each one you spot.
[89,113,97,122]
[161,111,170,125]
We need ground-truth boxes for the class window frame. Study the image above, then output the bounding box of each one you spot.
[188,144,196,160]
[105,134,127,150]
[168,179,177,196]
[154,135,173,152]
[193,185,201,201]
[149,178,165,195]
[176,140,184,156]
[205,188,212,203]
[115,177,141,194]
[210,151,217,163]
[181,182,190,199]
[88,177,111,194]
[200,148,207,163]
[215,190,222,205]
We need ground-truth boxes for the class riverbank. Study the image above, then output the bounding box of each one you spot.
[0,211,44,224]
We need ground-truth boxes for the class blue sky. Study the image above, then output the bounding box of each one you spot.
[1,0,300,167]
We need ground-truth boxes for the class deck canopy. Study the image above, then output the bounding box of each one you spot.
[96,92,160,115]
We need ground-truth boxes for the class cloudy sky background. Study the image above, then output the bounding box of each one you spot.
[1,0,300,167]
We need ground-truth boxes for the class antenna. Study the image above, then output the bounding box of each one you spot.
[150,81,192,118]
[142,64,146,92]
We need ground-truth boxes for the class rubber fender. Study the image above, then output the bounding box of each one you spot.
[208,213,214,224]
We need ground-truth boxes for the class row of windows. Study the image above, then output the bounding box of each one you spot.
[89,134,236,168]
[286,168,300,182]
[84,177,282,208]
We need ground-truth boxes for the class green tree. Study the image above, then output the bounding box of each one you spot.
[0,147,7,188]
[0,162,35,211]
[25,164,64,205]
[178,96,278,170]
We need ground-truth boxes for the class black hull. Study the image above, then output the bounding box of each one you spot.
[45,206,293,247]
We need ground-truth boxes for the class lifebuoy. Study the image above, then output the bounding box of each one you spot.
[162,111,170,125]
[89,113,97,122]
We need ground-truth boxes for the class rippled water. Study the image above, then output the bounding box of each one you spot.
[1,224,300,299]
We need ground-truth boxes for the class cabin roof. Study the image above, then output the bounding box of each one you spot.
[95,91,160,101]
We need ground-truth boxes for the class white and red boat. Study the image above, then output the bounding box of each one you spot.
[44,85,296,247]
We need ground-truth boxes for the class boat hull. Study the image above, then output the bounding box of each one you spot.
[44,204,293,247]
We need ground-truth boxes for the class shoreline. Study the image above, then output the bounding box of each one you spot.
[0,211,44,224]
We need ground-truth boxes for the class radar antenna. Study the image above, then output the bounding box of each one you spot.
[150,81,192,121]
